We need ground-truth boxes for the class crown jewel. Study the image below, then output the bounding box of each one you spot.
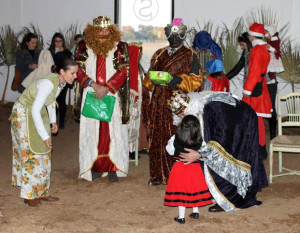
[93,16,111,28]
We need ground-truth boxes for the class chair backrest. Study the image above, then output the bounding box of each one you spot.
[128,75,142,139]
[278,92,300,135]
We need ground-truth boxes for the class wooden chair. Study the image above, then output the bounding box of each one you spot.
[128,77,142,166]
[269,92,300,183]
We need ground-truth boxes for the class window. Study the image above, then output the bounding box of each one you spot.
[115,0,174,69]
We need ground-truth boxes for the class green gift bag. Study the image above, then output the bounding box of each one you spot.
[149,71,173,86]
[82,91,116,122]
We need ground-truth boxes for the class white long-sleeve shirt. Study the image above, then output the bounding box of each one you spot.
[31,79,63,141]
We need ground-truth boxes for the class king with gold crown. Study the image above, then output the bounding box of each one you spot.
[76,16,142,182]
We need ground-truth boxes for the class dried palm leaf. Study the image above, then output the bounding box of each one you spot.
[59,23,80,50]
[245,6,289,43]
[219,18,246,89]
[0,25,19,104]
[220,18,246,72]
[278,41,300,92]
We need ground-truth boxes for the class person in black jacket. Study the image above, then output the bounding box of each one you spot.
[226,32,252,83]
[49,32,72,129]
[15,33,41,93]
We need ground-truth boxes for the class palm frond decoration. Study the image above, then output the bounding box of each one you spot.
[219,17,246,89]
[0,25,19,104]
[219,17,246,72]
[202,21,220,42]
[278,41,300,92]
[184,26,197,48]
[192,20,221,43]
[245,6,289,43]
[19,23,44,50]
[59,23,80,50]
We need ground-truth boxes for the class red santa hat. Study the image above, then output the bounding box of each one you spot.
[248,22,266,37]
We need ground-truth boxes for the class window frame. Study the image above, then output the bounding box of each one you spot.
[114,0,174,24]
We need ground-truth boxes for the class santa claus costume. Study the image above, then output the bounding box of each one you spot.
[242,22,272,157]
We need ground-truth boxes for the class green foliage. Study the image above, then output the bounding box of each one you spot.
[122,25,166,42]
[0,25,19,67]
[0,25,19,104]
[219,17,246,73]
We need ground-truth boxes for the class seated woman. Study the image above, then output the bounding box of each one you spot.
[169,91,268,212]
[15,33,41,93]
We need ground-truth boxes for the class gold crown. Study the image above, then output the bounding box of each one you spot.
[93,16,111,28]
[167,90,190,116]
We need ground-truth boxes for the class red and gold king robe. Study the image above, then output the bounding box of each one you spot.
[76,41,140,181]
[142,45,203,185]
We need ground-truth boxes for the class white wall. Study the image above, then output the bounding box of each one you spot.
[0,0,21,29]
[20,0,114,45]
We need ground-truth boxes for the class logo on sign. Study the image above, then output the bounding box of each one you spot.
[133,0,159,22]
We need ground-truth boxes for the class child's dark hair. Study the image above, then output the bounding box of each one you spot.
[210,71,223,78]
[176,115,202,148]
[74,34,83,41]
[52,58,78,74]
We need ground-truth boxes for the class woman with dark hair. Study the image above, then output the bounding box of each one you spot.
[10,59,78,207]
[164,115,212,224]
[49,32,72,129]
[226,32,252,82]
[15,33,41,93]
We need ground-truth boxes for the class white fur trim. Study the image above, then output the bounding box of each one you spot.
[243,89,252,95]
[252,39,267,47]
[256,112,272,118]
[248,30,264,37]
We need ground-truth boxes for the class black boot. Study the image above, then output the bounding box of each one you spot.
[268,117,277,140]
[91,171,102,180]
[108,171,119,183]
